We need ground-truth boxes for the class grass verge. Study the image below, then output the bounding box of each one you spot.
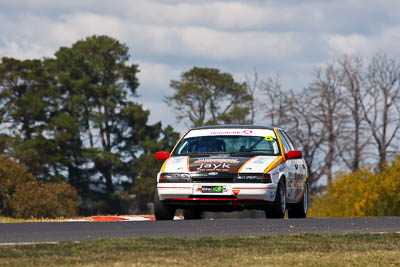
[0,216,84,223]
[0,233,399,266]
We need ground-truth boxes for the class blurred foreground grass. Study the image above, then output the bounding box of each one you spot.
[0,233,399,266]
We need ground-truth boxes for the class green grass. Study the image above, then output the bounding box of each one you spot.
[0,233,399,266]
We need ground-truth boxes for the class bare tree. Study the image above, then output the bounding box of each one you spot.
[258,74,289,126]
[283,89,326,192]
[308,63,346,185]
[258,74,326,192]
[337,55,370,171]
[245,69,259,124]
[256,52,400,192]
[361,53,400,169]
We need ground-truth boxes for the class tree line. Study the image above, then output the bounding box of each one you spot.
[0,35,179,216]
[262,54,400,192]
[1,34,399,217]
[167,54,400,193]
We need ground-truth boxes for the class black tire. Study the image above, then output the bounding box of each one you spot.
[288,182,309,218]
[265,178,286,219]
[154,189,176,220]
[183,209,203,220]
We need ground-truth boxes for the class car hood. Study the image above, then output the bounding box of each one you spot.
[162,155,281,174]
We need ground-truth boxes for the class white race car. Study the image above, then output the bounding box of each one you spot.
[154,125,308,220]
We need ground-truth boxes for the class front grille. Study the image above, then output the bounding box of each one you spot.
[188,195,235,199]
[191,177,235,183]
[190,172,236,183]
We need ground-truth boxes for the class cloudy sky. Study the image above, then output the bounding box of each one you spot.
[1,0,400,132]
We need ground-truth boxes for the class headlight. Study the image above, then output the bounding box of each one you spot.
[234,173,272,183]
[159,173,191,183]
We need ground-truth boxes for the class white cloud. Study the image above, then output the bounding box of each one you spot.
[0,12,126,59]
[2,0,400,130]
[376,26,400,54]
[1,0,103,9]
[180,27,300,61]
[136,61,181,99]
[121,0,323,31]
[324,34,370,55]
[205,2,271,29]
[323,25,400,58]
[0,40,53,60]
[59,13,124,40]
[0,15,57,59]
[122,24,301,62]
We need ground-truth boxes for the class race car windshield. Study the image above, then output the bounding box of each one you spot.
[172,135,280,156]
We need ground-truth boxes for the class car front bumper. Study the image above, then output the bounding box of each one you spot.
[157,182,278,210]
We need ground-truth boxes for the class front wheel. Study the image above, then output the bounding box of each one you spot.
[154,189,176,220]
[288,182,309,218]
[265,178,286,219]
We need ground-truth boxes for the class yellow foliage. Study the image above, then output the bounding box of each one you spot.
[0,156,81,218]
[309,156,400,217]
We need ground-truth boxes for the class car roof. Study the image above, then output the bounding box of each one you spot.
[191,125,278,131]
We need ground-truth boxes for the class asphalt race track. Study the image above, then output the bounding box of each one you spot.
[1,217,399,244]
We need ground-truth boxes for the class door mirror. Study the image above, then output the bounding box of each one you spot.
[155,151,170,160]
[285,150,302,160]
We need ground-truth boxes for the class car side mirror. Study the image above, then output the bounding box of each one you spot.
[285,150,302,160]
[155,151,170,160]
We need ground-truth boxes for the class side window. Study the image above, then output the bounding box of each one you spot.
[277,131,291,153]
[281,131,296,151]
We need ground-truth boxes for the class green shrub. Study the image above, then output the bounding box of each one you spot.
[0,156,80,218]
[309,156,400,217]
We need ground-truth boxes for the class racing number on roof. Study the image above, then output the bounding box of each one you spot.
[265,136,274,141]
